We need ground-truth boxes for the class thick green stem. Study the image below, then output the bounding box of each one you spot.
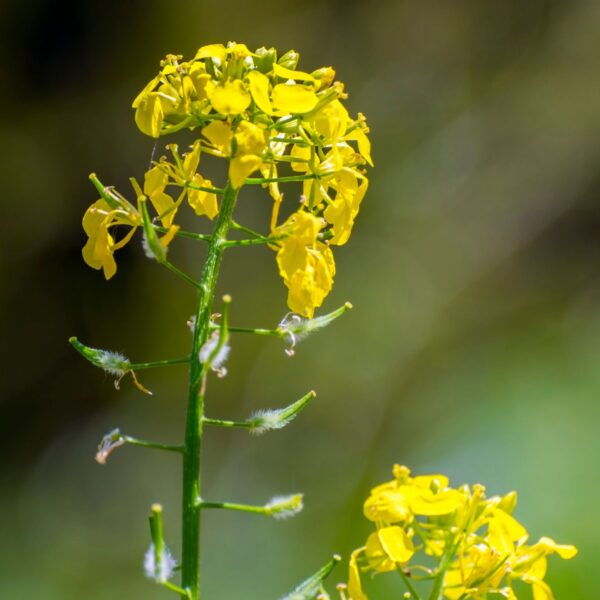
[181,182,238,599]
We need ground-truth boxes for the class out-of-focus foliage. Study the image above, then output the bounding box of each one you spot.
[0,1,598,598]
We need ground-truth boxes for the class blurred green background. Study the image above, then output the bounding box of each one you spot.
[1,0,599,597]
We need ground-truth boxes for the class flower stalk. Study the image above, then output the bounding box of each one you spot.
[181,182,238,598]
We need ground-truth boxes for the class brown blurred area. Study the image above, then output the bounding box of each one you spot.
[1,1,599,598]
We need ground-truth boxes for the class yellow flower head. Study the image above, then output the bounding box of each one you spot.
[346,465,577,600]
[87,43,373,315]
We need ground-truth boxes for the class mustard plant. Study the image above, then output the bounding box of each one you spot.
[341,465,577,600]
[70,42,371,599]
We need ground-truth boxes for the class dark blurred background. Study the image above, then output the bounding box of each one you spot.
[1,0,598,598]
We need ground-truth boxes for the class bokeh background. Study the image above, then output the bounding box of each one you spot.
[1,0,599,597]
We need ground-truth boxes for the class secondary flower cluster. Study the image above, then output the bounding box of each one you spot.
[81,42,371,317]
[344,465,577,600]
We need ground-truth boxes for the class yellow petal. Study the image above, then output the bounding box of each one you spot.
[365,532,395,573]
[537,537,578,560]
[348,550,368,600]
[188,67,212,102]
[160,224,179,248]
[403,486,464,516]
[149,192,176,227]
[324,195,357,246]
[246,70,273,114]
[82,199,111,237]
[527,577,554,600]
[202,121,233,155]
[188,175,219,219]
[143,166,167,197]
[134,93,163,137]
[194,44,227,62]
[377,526,414,564]
[276,239,309,284]
[312,100,349,141]
[229,155,262,189]
[272,83,319,114]
[363,489,411,523]
[488,509,528,555]
[226,43,251,57]
[354,129,373,166]
[183,140,202,179]
[208,80,251,115]
[273,62,316,83]
[290,144,311,173]
[132,74,160,108]
[234,121,267,156]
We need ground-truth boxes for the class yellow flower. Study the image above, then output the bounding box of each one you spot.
[366,527,415,572]
[349,465,577,600]
[82,192,140,279]
[363,481,411,524]
[273,210,335,317]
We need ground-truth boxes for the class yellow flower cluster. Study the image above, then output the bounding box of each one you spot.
[81,42,371,317]
[345,465,577,600]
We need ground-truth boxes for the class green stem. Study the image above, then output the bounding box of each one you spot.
[183,181,224,194]
[163,260,202,290]
[226,326,283,338]
[202,417,252,429]
[397,568,422,600]
[154,225,211,243]
[222,236,283,248]
[181,182,238,600]
[198,500,267,515]
[123,436,184,454]
[428,537,460,600]
[129,356,190,370]
[163,580,192,598]
[245,173,326,184]
[231,220,266,240]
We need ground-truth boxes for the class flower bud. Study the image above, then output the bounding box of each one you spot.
[278,49,299,70]
[254,46,277,73]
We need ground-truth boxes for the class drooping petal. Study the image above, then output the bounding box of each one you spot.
[348,550,368,600]
[135,93,164,138]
